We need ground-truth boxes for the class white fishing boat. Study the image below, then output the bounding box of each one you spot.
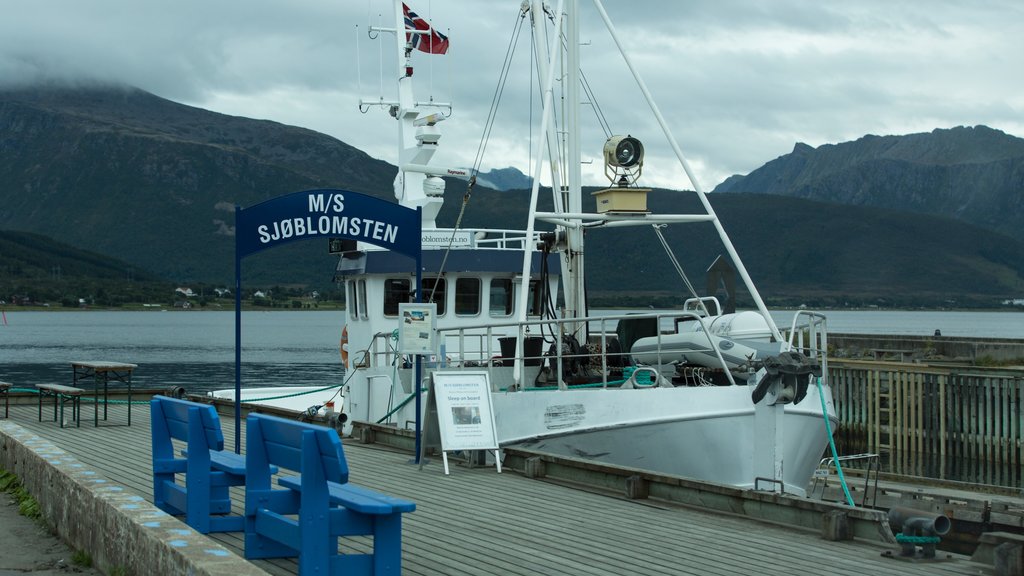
[214,0,838,496]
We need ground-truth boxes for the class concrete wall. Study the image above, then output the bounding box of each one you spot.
[0,421,269,576]
[830,333,1024,363]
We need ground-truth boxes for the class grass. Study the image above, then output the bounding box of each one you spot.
[72,549,93,568]
[0,469,42,520]
[2,467,97,570]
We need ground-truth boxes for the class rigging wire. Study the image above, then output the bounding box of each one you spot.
[428,7,528,304]
[652,224,710,316]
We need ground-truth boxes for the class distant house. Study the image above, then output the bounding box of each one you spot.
[253,290,267,299]
[1003,298,1024,306]
[175,287,195,297]
[214,288,231,297]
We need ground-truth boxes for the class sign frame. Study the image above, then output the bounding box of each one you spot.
[428,370,501,475]
[398,303,437,355]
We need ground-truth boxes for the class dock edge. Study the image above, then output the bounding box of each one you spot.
[0,421,270,576]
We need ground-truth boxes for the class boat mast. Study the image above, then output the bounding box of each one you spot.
[524,0,584,327]
[514,0,565,388]
[563,0,586,326]
[360,0,452,229]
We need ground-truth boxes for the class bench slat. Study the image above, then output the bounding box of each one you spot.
[277,476,409,515]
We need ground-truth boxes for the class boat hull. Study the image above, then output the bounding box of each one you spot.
[492,383,834,495]
[211,371,836,495]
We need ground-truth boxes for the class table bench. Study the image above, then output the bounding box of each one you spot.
[151,396,259,534]
[245,413,415,576]
[36,384,84,428]
[0,381,10,419]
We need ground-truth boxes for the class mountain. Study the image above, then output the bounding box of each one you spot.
[2,86,1023,306]
[473,167,532,191]
[455,186,1024,307]
[713,126,1024,242]
[0,85,396,286]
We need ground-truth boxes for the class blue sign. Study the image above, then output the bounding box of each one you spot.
[232,188,422,453]
[236,188,422,259]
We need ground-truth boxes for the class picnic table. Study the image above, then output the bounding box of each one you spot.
[71,361,137,426]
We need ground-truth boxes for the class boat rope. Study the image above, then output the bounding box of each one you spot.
[894,534,941,545]
[242,382,345,404]
[11,379,350,407]
[651,224,707,313]
[376,386,428,424]
[545,11,611,138]
[816,376,855,507]
[427,6,528,306]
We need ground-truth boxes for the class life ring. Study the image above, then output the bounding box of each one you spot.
[340,325,349,365]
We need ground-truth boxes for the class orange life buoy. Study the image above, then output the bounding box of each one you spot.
[340,325,349,365]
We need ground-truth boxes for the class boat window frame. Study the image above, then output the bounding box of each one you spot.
[347,280,358,320]
[527,279,544,317]
[357,279,368,320]
[383,278,412,317]
[488,278,514,317]
[423,277,446,316]
[455,277,481,316]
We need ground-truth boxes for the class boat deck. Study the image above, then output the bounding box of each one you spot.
[1,402,994,575]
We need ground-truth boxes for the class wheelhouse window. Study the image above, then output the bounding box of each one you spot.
[423,277,446,316]
[489,279,513,316]
[347,280,358,320]
[384,278,411,316]
[357,280,368,319]
[455,278,481,316]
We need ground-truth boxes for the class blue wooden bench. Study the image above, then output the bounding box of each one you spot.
[244,413,415,576]
[150,396,255,534]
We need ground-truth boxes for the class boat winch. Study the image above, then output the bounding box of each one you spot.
[750,351,822,405]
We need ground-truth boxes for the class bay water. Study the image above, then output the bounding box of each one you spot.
[3,307,1022,488]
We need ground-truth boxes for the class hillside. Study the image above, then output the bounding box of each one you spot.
[2,86,1024,306]
[454,187,1024,307]
[713,126,1024,242]
[0,86,396,286]
[0,230,169,305]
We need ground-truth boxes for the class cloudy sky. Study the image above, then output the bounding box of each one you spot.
[3,0,1022,190]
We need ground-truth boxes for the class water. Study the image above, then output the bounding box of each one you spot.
[3,308,1022,488]
[3,309,1022,394]
[1,310,347,395]
[773,309,1024,339]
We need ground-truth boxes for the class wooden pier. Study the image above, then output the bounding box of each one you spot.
[0,400,1001,576]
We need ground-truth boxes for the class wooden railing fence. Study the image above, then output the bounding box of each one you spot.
[828,360,1023,486]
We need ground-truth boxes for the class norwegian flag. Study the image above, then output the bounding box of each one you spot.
[403,3,449,54]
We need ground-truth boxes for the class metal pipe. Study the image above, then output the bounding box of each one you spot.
[887,506,951,536]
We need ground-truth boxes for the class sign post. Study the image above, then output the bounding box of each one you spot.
[233,189,421,453]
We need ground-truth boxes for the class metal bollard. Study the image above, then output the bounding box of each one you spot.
[887,506,951,558]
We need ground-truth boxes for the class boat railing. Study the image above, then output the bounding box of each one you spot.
[358,311,828,391]
[783,310,829,381]
[423,227,546,251]
[435,311,734,389]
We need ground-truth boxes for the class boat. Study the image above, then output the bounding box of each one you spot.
[213,0,838,496]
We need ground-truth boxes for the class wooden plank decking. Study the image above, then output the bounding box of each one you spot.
[3,402,993,576]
